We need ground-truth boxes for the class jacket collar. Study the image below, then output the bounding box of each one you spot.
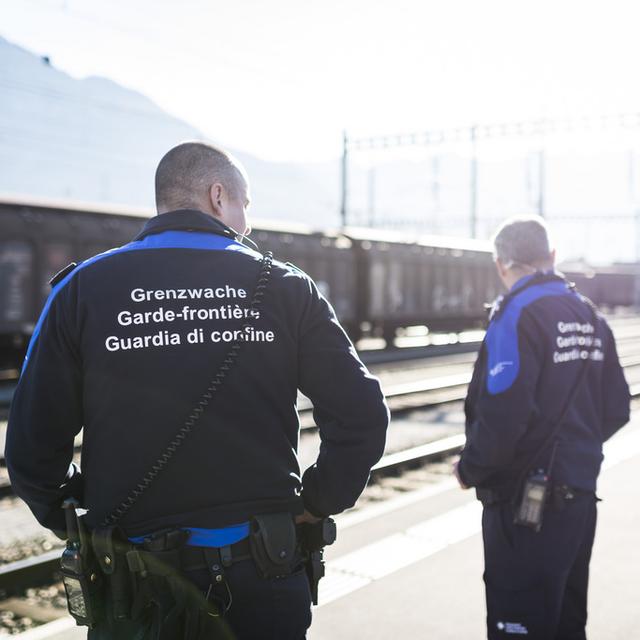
[134,209,237,241]
[488,270,566,322]
[509,269,561,293]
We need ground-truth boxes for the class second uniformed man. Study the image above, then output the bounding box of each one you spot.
[6,142,390,639]
[455,216,630,640]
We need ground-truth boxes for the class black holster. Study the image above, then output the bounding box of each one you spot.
[89,527,226,640]
[298,518,337,605]
[92,527,133,621]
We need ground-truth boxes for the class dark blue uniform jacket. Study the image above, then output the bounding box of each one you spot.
[6,210,389,536]
[459,272,630,494]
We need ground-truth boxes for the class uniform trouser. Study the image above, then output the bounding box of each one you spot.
[482,493,597,640]
[87,557,313,640]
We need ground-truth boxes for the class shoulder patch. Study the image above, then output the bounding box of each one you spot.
[49,262,78,287]
[485,309,521,395]
[485,280,569,395]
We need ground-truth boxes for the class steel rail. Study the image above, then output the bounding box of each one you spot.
[2,349,640,494]
[2,380,640,600]
[370,379,640,478]
[0,550,61,598]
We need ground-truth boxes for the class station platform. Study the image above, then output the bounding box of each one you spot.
[18,415,640,640]
[311,417,640,639]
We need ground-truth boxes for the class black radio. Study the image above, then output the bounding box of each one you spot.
[513,470,549,532]
[60,499,103,628]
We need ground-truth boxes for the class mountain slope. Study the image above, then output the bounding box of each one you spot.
[0,36,339,224]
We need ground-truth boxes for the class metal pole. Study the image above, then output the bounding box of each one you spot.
[538,120,546,218]
[368,166,376,227]
[470,125,478,238]
[635,206,640,267]
[431,155,440,233]
[629,149,636,205]
[525,153,534,209]
[630,149,640,263]
[340,131,348,228]
[538,148,546,217]
[624,148,640,308]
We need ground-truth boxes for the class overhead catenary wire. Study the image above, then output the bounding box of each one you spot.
[348,113,640,151]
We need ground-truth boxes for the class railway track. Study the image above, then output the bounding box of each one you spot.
[1,322,640,610]
[0,436,468,600]
[3,329,640,495]
[0,550,61,599]
[1,315,638,416]
[3,379,640,605]
[0,369,17,413]
[0,339,481,411]
[0,341,483,498]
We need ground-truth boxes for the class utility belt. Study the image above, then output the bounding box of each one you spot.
[478,481,596,537]
[477,483,593,508]
[60,502,336,635]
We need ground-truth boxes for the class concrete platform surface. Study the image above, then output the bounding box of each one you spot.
[15,415,640,640]
[310,417,640,639]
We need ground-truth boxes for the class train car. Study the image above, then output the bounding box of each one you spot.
[0,195,149,369]
[4,195,636,368]
[0,196,359,367]
[562,264,640,310]
[346,227,501,341]
[250,222,359,336]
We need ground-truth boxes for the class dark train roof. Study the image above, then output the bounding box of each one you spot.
[0,193,333,237]
[0,192,153,219]
[344,225,493,254]
[0,193,490,254]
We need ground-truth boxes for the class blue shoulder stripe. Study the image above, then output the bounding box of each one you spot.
[22,231,260,374]
[485,281,575,395]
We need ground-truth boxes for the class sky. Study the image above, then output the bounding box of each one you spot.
[3,0,640,163]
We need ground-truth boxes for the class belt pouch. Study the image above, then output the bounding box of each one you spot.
[249,513,297,579]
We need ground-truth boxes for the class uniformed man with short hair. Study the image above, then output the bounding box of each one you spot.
[454,216,630,640]
[6,142,389,639]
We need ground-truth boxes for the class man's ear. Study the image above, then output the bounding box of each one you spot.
[209,183,224,217]
[495,258,507,279]
[549,248,556,264]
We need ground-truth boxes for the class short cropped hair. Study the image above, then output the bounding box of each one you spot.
[155,142,243,212]
[492,216,552,267]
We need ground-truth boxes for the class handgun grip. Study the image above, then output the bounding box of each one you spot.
[307,550,325,605]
